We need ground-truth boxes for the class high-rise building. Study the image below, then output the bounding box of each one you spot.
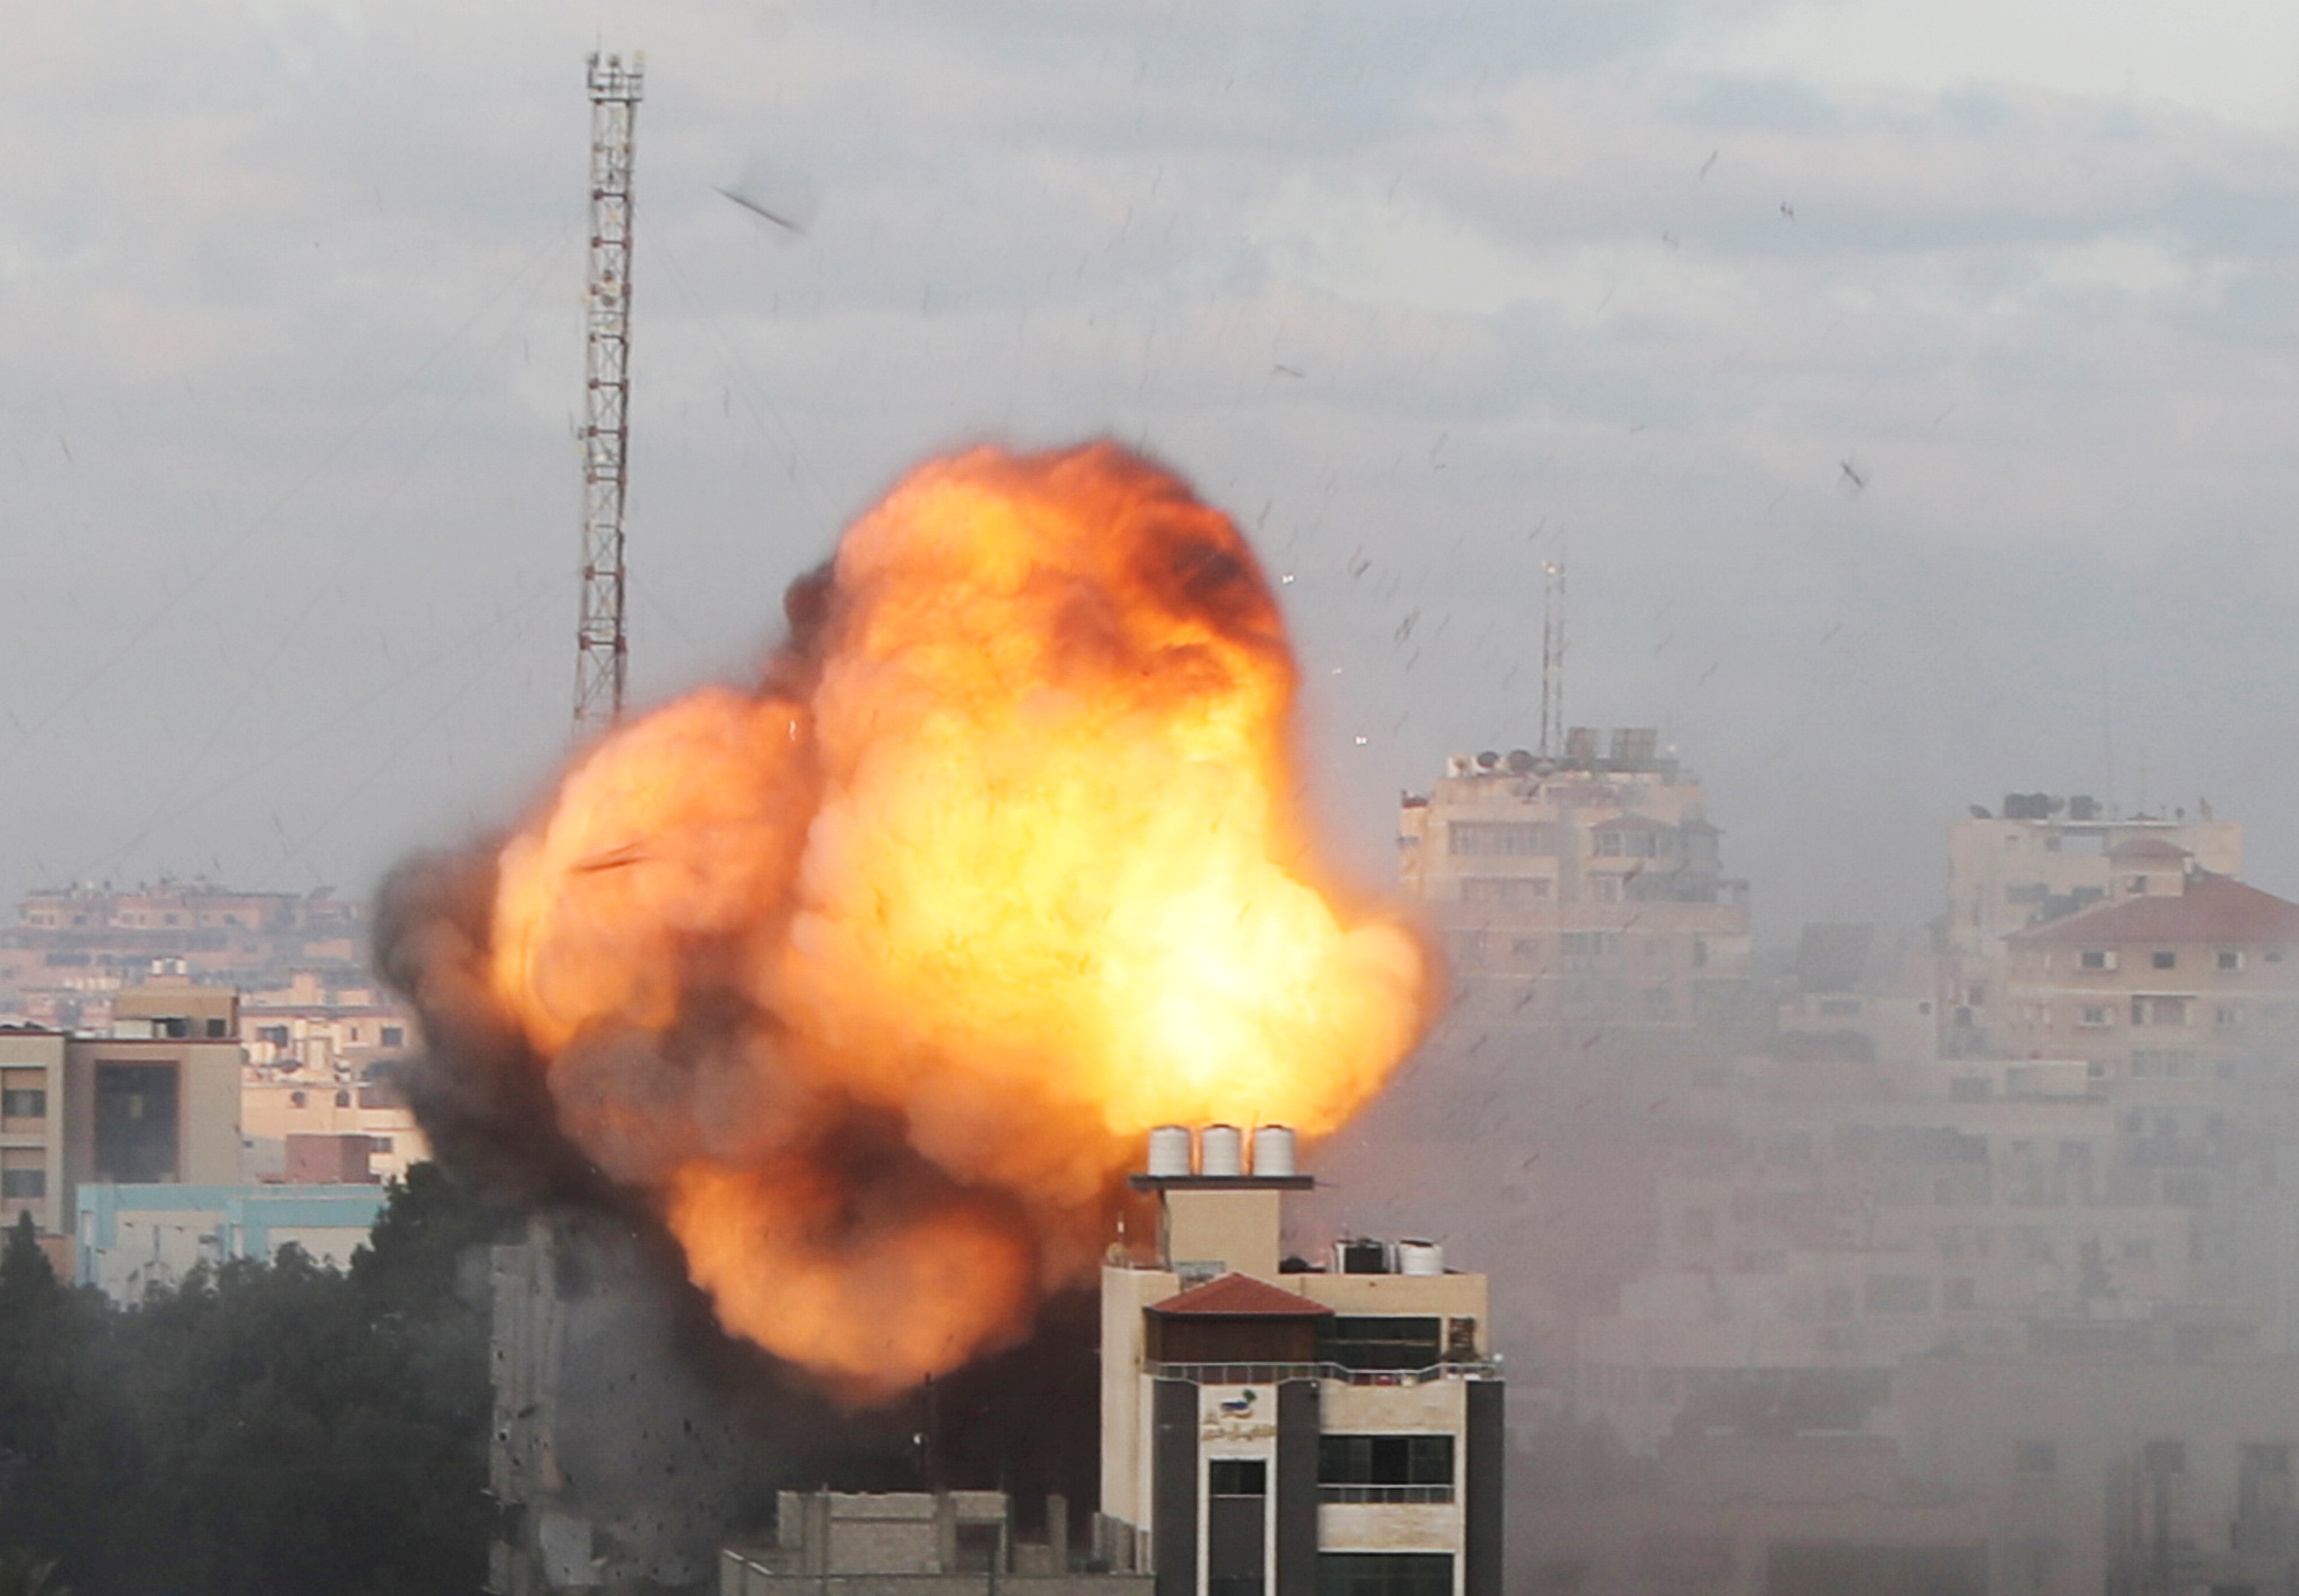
[1939,796,2240,1055]
[0,984,243,1271]
[1397,729,1751,1036]
[1098,1125,1504,1596]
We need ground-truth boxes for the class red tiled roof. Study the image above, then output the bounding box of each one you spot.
[2014,873,2299,945]
[1147,1273,1333,1318]
[2106,836,2191,860]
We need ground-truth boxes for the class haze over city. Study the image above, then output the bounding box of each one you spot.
[9,0,2299,937]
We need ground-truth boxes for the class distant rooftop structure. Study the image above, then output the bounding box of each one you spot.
[2012,871,2299,946]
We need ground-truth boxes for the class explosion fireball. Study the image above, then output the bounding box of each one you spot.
[384,442,1433,1401]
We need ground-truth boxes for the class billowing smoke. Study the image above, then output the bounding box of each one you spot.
[380,442,1433,1401]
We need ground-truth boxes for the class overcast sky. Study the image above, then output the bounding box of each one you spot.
[7,0,2298,940]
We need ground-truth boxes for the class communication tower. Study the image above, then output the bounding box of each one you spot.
[573,51,644,735]
[1538,559,1566,759]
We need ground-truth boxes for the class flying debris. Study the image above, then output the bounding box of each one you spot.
[1839,459,1868,494]
[715,156,821,236]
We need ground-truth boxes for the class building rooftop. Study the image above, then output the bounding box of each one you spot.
[1145,1273,1333,1318]
[2013,872,2299,945]
[2107,836,2193,860]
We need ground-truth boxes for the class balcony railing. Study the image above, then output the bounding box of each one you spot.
[1144,1360,1499,1387]
[1318,1484,1455,1504]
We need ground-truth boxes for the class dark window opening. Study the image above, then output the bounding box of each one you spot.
[2015,1441,2058,1476]
[1209,1458,1267,1496]
[94,1063,179,1184]
[1,1169,45,1199]
[1,1090,47,1119]
[2143,1440,2188,1475]
[1320,1434,1454,1502]
[1318,1316,1443,1371]
[1318,1553,1453,1596]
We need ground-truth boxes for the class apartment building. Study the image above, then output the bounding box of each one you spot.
[1100,1125,1503,1596]
[1940,798,2240,1056]
[0,986,244,1269]
[1997,868,2299,1090]
[1397,729,1752,1037]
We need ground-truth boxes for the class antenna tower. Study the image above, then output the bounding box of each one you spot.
[574,51,644,735]
[1538,559,1567,757]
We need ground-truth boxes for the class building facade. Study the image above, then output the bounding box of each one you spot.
[73,1181,388,1303]
[1397,729,1752,1038]
[1099,1127,1503,1596]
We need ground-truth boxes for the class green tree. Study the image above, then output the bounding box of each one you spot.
[0,1550,70,1596]
[0,1166,520,1596]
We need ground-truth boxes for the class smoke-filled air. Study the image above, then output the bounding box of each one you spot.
[381,441,1434,1401]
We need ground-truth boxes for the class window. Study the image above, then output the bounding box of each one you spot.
[1448,821,1559,856]
[369,1136,394,1154]
[1864,1274,1932,1313]
[2218,1005,2242,1027]
[0,1089,46,1119]
[2081,950,2115,971]
[1460,877,1550,906]
[2152,950,2177,970]
[0,1168,45,1199]
[1319,1317,1443,1371]
[2130,997,2189,1028]
[380,1026,405,1048]
[2079,1005,2111,1027]
[2142,1440,2187,1475]
[204,1017,227,1038]
[333,1090,351,1108]
[1208,1458,1267,1496]
[1319,1435,1455,1502]
[1318,1554,1452,1596]
[257,1025,290,1048]
[2015,1441,2059,1477]
[2219,950,2244,971]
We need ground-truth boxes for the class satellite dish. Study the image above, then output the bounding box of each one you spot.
[1505,749,1536,775]
[1475,750,1501,770]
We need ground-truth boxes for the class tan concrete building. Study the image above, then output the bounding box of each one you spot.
[1997,869,2299,1089]
[0,1025,70,1269]
[241,1079,426,1182]
[1397,729,1751,1035]
[0,984,245,1271]
[1100,1126,1503,1596]
[240,970,419,1078]
[721,1491,1146,1596]
[1940,798,2240,1055]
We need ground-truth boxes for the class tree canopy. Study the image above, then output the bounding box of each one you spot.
[0,1168,519,1596]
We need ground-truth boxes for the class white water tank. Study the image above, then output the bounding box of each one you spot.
[1397,1239,1445,1276]
[1199,1123,1244,1178]
[1147,1124,1193,1177]
[1251,1124,1297,1178]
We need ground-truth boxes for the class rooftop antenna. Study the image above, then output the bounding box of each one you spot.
[574,50,644,736]
[1538,559,1566,758]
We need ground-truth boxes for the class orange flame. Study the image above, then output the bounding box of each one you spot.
[484,443,1431,1400]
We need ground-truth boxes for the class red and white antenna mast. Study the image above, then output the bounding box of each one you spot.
[574,50,643,736]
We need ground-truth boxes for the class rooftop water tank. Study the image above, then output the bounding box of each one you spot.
[1397,1240,1445,1276]
[1251,1124,1297,1178]
[1146,1125,1192,1178]
[1199,1123,1244,1178]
